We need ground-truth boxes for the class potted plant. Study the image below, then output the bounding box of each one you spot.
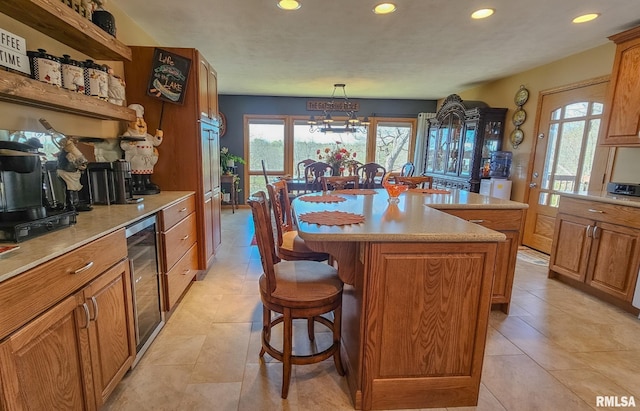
[220,147,245,174]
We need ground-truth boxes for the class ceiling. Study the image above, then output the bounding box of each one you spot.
[110,0,640,100]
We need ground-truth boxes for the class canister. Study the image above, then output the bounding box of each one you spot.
[60,55,85,93]
[26,49,62,87]
[83,59,109,100]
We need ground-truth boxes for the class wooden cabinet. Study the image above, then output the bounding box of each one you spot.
[600,25,640,146]
[550,196,640,307]
[0,230,135,410]
[159,195,199,311]
[0,0,136,121]
[441,208,525,313]
[124,47,222,270]
[423,94,506,192]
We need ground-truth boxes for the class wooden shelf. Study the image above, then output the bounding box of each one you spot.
[0,0,131,61]
[0,69,136,121]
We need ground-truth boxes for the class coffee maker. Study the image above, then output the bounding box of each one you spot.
[86,160,142,205]
[0,141,76,242]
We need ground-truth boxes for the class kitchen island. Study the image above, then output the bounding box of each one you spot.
[292,189,525,410]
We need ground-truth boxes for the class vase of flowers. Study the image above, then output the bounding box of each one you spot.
[316,141,357,176]
[220,147,245,175]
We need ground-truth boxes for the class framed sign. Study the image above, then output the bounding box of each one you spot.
[146,48,191,104]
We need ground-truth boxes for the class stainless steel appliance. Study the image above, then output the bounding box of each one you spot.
[607,182,640,197]
[126,215,164,366]
[87,160,142,205]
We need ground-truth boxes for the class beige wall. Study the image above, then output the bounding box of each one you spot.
[456,43,640,202]
[0,4,157,138]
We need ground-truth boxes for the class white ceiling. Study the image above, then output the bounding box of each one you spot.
[110,0,640,100]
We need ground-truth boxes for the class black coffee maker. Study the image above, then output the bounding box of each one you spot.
[0,141,46,220]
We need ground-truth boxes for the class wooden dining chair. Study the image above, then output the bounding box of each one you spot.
[248,191,344,399]
[356,162,386,188]
[320,175,359,191]
[304,161,332,192]
[400,162,415,177]
[266,180,329,261]
[393,175,433,189]
[296,158,317,180]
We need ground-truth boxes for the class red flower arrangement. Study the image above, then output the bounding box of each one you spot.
[316,141,357,174]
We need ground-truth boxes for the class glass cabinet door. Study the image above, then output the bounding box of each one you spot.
[460,124,476,177]
[425,127,437,172]
[445,114,462,174]
[434,126,448,173]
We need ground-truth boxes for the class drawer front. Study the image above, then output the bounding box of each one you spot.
[0,229,126,340]
[442,209,524,231]
[160,195,196,231]
[164,243,198,310]
[559,197,640,228]
[162,212,197,271]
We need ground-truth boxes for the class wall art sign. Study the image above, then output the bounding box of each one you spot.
[146,48,191,105]
[0,27,30,75]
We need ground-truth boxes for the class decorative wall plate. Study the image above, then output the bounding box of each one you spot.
[514,85,529,106]
[512,108,526,126]
[510,128,524,148]
[219,111,227,137]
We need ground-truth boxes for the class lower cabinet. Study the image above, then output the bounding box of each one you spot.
[440,208,525,313]
[159,194,199,311]
[550,196,640,305]
[0,259,135,411]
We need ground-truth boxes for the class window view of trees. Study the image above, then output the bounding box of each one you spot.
[374,121,413,172]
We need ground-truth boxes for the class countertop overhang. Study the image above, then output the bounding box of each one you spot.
[293,189,526,243]
[0,191,195,283]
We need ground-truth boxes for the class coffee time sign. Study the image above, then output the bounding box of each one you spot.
[0,27,30,75]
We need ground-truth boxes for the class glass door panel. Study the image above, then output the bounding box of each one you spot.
[425,127,437,172]
[460,125,476,177]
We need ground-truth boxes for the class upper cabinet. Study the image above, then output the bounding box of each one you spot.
[423,94,507,192]
[198,55,218,121]
[0,0,131,61]
[599,25,640,146]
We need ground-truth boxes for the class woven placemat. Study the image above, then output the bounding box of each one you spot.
[299,211,365,226]
[298,194,346,203]
[409,188,451,194]
[331,189,378,195]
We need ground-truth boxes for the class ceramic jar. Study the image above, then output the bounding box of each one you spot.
[83,60,109,100]
[60,55,85,93]
[26,49,62,87]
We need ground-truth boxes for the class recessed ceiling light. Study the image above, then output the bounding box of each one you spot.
[277,0,301,11]
[471,8,494,19]
[373,3,397,15]
[573,13,599,23]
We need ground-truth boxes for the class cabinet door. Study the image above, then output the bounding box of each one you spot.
[84,260,136,408]
[460,123,476,177]
[425,126,437,172]
[603,35,640,145]
[587,221,640,300]
[208,67,218,120]
[202,125,213,195]
[549,213,592,281]
[492,230,518,307]
[198,57,210,119]
[212,190,222,251]
[0,294,95,411]
[203,195,215,265]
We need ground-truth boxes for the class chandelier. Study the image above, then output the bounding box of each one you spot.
[308,84,370,133]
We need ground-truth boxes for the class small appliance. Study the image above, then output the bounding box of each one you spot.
[607,182,640,197]
[86,160,142,205]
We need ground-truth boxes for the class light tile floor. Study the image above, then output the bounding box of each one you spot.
[104,208,640,411]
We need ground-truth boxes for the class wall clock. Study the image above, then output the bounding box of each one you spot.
[219,111,227,137]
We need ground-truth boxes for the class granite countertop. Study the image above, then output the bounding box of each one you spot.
[559,190,640,209]
[0,191,194,283]
[292,189,523,243]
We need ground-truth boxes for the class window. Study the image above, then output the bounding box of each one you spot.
[245,115,417,195]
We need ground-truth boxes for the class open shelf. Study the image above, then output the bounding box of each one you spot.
[0,69,136,121]
[0,0,131,61]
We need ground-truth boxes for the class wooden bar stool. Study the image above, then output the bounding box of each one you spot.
[248,192,345,399]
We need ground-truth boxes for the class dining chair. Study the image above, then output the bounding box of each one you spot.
[400,162,415,177]
[261,159,269,186]
[393,175,433,189]
[248,191,344,399]
[320,175,359,191]
[304,161,332,192]
[356,162,386,188]
[296,158,317,179]
[266,180,329,261]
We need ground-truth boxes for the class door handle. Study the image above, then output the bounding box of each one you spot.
[89,296,99,322]
[529,183,537,188]
[593,226,599,239]
[586,225,592,238]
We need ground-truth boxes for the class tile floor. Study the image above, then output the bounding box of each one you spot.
[104,208,640,411]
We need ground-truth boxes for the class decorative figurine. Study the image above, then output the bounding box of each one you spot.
[120,104,163,194]
[56,137,91,211]
[107,66,126,106]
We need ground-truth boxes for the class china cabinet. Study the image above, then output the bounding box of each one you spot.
[423,94,506,192]
[599,25,640,146]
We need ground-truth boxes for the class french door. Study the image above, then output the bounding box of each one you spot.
[523,77,612,254]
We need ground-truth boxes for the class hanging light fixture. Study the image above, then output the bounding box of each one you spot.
[308,84,370,133]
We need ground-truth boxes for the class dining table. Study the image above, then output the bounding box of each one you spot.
[291,188,508,410]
